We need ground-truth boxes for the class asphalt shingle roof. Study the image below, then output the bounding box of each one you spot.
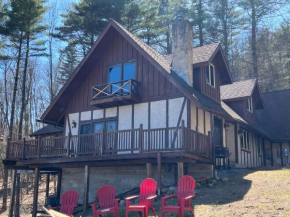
[256,89,290,141]
[30,125,63,137]
[221,79,257,100]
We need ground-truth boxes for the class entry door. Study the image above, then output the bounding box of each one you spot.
[213,117,223,147]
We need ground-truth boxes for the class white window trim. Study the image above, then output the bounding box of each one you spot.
[206,63,215,87]
[247,97,253,113]
[240,129,250,151]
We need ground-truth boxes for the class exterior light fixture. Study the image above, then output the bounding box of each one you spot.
[72,120,77,128]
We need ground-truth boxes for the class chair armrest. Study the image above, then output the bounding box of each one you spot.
[161,194,177,201]
[115,198,120,202]
[161,194,177,207]
[146,195,157,200]
[48,206,60,210]
[183,194,195,200]
[125,195,139,201]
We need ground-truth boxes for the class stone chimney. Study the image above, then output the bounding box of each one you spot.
[172,17,193,86]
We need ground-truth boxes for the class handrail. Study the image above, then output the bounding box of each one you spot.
[92,79,140,100]
[6,127,213,160]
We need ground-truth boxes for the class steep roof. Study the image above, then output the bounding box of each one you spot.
[221,79,256,100]
[164,43,232,84]
[256,89,290,142]
[221,79,264,109]
[30,125,63,137]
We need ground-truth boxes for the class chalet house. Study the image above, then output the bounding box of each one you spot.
[3,18,289,216]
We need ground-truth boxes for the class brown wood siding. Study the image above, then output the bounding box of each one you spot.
[226,100,256,123]
[66,32,181,112]
[193,55,222,103]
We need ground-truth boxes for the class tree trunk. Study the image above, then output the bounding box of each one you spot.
[198,0,204,46]
[251,0,258,79]
[222,0,228,61]
[9,32,23,140]
[18,32,30,141]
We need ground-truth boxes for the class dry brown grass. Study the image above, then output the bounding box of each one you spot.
[79,168,290,217]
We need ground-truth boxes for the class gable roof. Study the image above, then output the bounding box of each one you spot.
[30,125,63,137]
[221,79,264,109]
[40,19,205,125]
[256,89,290,142]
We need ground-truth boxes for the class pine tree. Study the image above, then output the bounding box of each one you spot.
[57,46,79,85]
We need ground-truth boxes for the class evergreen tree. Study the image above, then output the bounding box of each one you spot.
[57,46,79,85]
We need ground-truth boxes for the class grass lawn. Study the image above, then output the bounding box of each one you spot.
[77,168,290,217]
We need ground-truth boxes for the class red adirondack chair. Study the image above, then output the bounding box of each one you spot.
[50,190,79,216]
[125,178,157,217]
[91,185,119,217]
[161,175,196,217]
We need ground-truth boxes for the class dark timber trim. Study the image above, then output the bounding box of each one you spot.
[234,123,239,163]
[280,143,283,166]
[157,153,161,196]
[8,169,16,217]
[32,168,39,217]
[83,165,90,212]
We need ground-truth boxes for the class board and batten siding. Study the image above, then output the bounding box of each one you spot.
[66,31,181,113]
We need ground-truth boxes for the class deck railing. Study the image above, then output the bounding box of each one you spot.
[92,79,140,100]
[6,123,212,160]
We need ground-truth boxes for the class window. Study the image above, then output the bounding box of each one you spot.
[80,124,92,135]
[206,63,215,87]
[108,62,136,92]
[247,97,253,112]
[240,129,250,150]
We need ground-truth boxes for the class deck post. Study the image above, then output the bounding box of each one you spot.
[56,170,62,204]
[101,130,105,155]
[280,143,283,166]
[45,174,50,198]
[15,173,21,217]
[32,168,39,217]
[83,165,90,212]
[139,124,143,153]
[37,136,41,159]
[157,153,161,196]
[178,162,184,180]
[8,169,17,217]
[262,138,266,166]
[2,168,8,210]
[270,142,274,166]
[181,120,185,149]
[146,163,152,178]
[22,138,26,159]
[67,133,71,157]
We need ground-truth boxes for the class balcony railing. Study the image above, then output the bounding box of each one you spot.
[6,125,213,161]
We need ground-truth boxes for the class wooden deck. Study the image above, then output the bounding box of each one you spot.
[5,125,213,167]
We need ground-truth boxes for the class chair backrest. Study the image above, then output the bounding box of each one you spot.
[177,175,195,206]
[97,185,116,209]
[139,178,157,205]
[60,190,79,215]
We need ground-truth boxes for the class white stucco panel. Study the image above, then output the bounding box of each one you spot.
[168,97,187,127]
[150,100,166,129]
[93,109,104,120]
[134,103,149,129]
[190,101,197,130]
[106,107,117,118]
[80,111,91,121]
[118,105,132,130]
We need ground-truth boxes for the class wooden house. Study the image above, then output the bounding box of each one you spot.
[3,18,287,216]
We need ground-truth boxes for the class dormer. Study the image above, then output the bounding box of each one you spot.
[192,44,232,103]
[221,79,265,123]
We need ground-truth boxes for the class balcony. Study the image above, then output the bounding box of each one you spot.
[6,126,213,164]
[90,79,141,108]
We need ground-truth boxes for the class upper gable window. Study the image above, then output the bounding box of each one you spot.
[247,97,253,113]
[206,63,215,87]
[108,61,136,91]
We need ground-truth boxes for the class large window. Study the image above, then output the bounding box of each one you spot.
[247,97,253,112]
[80,121,117,135]
[206,63,215,87]
[240,129,250,150]
[108,62,136,92]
